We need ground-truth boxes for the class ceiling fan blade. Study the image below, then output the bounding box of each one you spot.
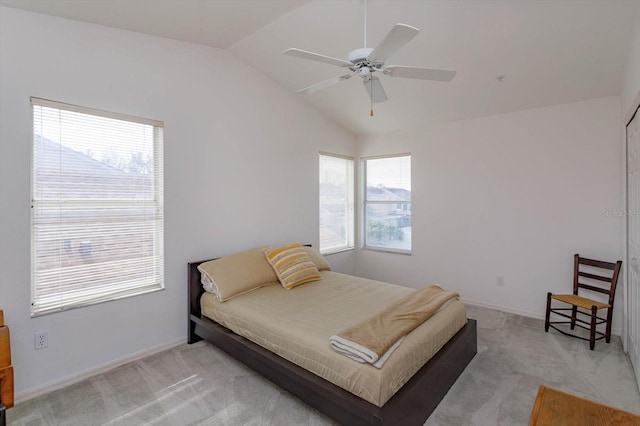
[386,66,456,82]
[368,24,420,63]
[297,74,354,95]
[363,76,388,103]
[284,48,352,68]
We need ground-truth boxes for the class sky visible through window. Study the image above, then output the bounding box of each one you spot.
[34,106,154,173]
[366,156,411,191]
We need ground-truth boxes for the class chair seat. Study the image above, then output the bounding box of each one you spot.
[551,294,610,310]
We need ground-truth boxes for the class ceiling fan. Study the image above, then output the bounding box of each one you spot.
[283,0,456,115]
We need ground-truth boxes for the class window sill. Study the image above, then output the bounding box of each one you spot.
[361,246,412,255]
[31,285,164,318]
[320,247,355,256]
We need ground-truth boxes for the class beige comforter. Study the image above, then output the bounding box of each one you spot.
[201,271,467,407]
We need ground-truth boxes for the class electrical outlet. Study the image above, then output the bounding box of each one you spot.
[35,331,48,350]
[497,275,505,287]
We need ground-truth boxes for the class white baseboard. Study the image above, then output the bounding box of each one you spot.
[15,337,186,405]
[460,298,623,336]
[460,298,545,320]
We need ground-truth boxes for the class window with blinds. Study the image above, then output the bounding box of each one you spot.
[319,153,354,254]
[31,98,164,316]
[363,154,411,253]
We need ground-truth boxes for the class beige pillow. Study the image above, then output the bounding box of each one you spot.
[198,247,279,302]
[264,244,322,290]
[302,246,332,271]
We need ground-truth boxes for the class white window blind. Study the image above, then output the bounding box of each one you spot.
[31,98,164,316]
[363,154,411,253]
[319,153,354,254]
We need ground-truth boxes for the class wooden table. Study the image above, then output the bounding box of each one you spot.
[529,385,640,425]
[0,310,13,426]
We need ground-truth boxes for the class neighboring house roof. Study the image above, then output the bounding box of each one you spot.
[34,135,152,200]
[366,185,411,202]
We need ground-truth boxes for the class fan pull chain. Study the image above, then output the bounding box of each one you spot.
[370,77,374,116]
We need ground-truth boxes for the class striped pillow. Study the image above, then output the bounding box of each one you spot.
[264,244,322,290]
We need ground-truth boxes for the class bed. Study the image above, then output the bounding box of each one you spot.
[187,247,477,425]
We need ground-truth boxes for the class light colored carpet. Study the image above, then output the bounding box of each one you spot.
[8,305,640,425]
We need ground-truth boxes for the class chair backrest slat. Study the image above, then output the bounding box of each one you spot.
[577,271,612,282]
[572,254,622,307]
[578,257,617,270]
[578,283,611,295]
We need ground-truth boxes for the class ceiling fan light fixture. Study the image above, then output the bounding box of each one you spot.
[283,0,456,111]
[347,47,374,63]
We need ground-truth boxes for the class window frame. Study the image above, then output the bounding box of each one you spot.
[319,152,355,255]
[30,97,164,317]
[362,153,412,255]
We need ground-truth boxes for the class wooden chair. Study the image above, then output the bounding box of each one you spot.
[545,254,622,350]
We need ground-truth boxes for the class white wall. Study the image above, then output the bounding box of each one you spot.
[623,13,640,121]
[357,96,625,331]
[0,7,356,399]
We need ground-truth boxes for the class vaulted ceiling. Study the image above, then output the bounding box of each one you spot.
[2,0,638,135]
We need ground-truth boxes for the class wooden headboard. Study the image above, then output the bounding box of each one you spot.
[187,258,215,344]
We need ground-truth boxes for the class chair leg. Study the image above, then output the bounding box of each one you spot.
[605,308,613,343]
[589,306,597,350]
[545,292,552,332]
[570,305,578,330]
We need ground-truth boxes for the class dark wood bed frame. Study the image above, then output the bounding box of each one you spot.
[188,259,477,426]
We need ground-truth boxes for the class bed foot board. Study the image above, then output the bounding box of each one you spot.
[191,315,477,426]
[384,318,477,425]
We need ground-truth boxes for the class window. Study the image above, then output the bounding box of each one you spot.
[363,154,411,253]
[319,153,354,254]
[31,98,164,316]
